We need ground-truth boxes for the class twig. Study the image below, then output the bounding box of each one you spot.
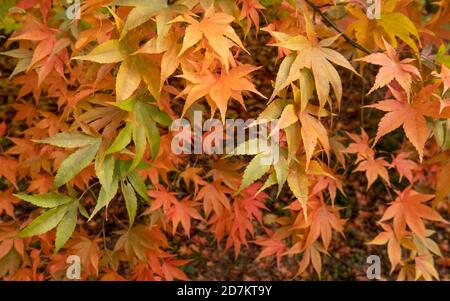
[318,2,349,8]
[382,182,394,201]
[76,181,100,202]
[360,64,366,127]
[303,0,371,54]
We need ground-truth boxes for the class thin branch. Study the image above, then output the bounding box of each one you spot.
[303,0,371,54]
[360,64,366,127]
[318,1,349,9]
[76,181,100,202]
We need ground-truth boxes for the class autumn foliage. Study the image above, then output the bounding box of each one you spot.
[0,0,449,281]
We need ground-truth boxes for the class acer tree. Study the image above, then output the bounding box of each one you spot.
[0,0,449,281]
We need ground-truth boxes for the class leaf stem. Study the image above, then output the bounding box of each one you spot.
[76,181,100,202]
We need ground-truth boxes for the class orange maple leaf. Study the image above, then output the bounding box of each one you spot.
[390,152,418,183]
[168,197,203,236]
[380,187,448,240]
[365,86,429,161]
[114,225,168,264]
[303,197,345,251]
[358,40,421,98]
[69,231,101,276]
[11,101,39,126]
[354,155,390,189]
[344,128,374,162]
[178,166,207,195]
[179,64,264,122]
[162,259,190,281]
[146,185,178,214]
[174,9,246,71]
[254,236,286,268]
[0,188,20,219]
[414,255,439,281]
[0,157,19,188]
[205,159,245,189]
[433,64,450,94]
[368,223,402,270]
[196,181,232,218]
[26,174,53,194]
[239,0,265,34]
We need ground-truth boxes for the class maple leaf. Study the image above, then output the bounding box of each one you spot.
[130,261,159,281]
[112,0,169,35]
[12,72,41,101]
[168,197,203,236]
[209,184,267,258]
[77,96,127,146]
[239,0,265,34]
[299,110,330,167]
[11,102,39,126]
[68,231,101,276]
[0,222,23,261]
[101,269,127,281]
[368,223,402,270]
[433,64,450,94]
[380,187,448,240]
[310,166,344,203]
[135,30,183,90]
[0,238,13,260]
[26,174,53,194]
[162,259,190,281]
[390,152,418,183]
[254,236,286,268]
[0,157,19,188]
[8,21,54,63]
[224,206,252,257]
[0,188,19,219]
[236,149,272,194]
[177,166,207,195]
[205,159,245,189]
[358,40,421,98]
[344,128,374,162]
[73,38,161,101]
[424,0,450,44]
[7,17,71,86]
[268,31,358,105]
[179,64,264,122]
[276,103,330,168]
[196,181,232,218]
[173,8,246,71]
[0,47,33,80]
[287,161,310,214]
[346,5,420,54]
[114,225,168,264]
[301,196,345,251]
[146,185,178,214]
[354,155,390,189]
[365,86,429,161]
[414,255,439,281]
[298,243,324,278]
[238,182,268,225]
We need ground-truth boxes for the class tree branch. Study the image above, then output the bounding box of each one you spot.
[303,0,371,54]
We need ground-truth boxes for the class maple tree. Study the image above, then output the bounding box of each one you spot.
[0,0,449,281]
